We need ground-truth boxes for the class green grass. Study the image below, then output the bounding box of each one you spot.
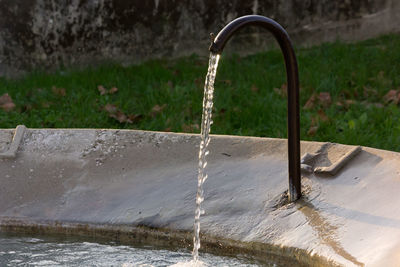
[1,34,400,151]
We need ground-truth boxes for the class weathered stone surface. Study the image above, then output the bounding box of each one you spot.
[0,0,399,76]
[1,128,400,266]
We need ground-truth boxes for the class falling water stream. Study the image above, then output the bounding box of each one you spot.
[192,53,220,264]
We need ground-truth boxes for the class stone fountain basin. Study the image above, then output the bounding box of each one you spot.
[0,128,399,266]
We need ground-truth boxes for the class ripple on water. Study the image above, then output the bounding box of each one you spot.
[0,234,261,267]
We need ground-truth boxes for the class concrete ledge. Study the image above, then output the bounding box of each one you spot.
[0,125,26,159]
[1,129,400,266]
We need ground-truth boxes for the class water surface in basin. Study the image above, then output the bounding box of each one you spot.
[0,233,265,267]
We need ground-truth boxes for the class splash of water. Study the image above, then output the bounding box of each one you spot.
[193,53,220,263]
[170,259,207,267]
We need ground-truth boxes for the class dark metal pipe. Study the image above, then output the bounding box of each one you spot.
[209,15,301,201]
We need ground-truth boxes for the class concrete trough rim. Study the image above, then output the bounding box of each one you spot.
[4,126,399,154]
[2,126,399,155]
[1,128,400,266]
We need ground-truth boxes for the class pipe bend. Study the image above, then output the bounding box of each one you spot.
[209,15,301,201]
[209,15,290,54]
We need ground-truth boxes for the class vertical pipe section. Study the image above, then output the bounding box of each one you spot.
[209,15,301,201]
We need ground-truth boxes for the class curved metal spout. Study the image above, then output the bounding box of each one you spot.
[210,15,301,201]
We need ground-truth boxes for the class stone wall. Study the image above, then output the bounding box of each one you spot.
[0,0,399,76]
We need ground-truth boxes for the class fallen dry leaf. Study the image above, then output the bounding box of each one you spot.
[310,116,318,127]
[362,101,384,109]
[304,94,317,110]
[182,124,200,132]
[109,87,118,94]
[0,93,16,112]
[150,104,167,117]
[304,92,332,110]
[307,126,318,136]
[251,84,259,93]
[318,92,331,108]
[363,86,378,98]
[317,110,329,122]
[52,86,66,97]
[383,89,400,104]
[152,104,166,112]
[110,110,132,123]
[1,102,15,112]
[0,93,13,105]
[98,85,107,95]
[337,99,356,109]
[104,104,118,114]
[127,114,143,123]
[345,99,356,105]
[103,104,140,124]
[273,83,287,97]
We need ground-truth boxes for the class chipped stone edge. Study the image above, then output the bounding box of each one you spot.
[0,125,26,159]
